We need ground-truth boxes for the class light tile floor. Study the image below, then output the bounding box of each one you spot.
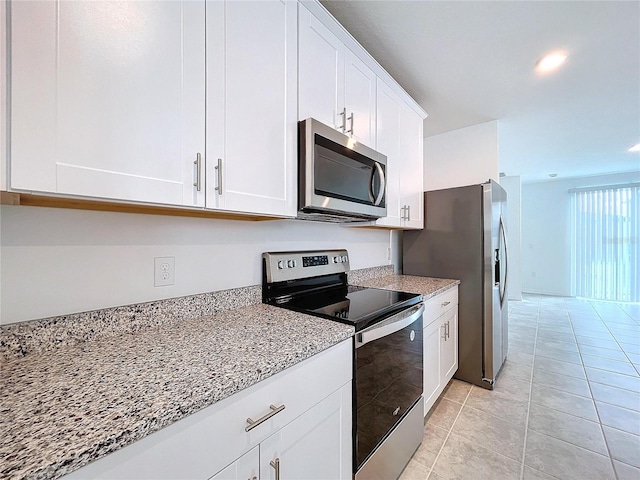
[400,294,640,480]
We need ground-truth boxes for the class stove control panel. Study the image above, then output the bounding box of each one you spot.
[303,255,329,267]
[263,250,350,283]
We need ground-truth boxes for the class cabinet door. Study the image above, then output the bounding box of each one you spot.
[10,1,205,207]
[298,4,344,131]
[206,0,297,217]
[423,317,443,416]
[399,104,424,229]
[374,79,402,228]
[440,308,458,384]
[208,446,259,480]
[344,49,376,148]
[260,383,352,480]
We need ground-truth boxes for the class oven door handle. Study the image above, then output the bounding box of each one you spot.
[355,304,425,349]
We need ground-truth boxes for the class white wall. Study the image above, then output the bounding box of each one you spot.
[521,171,640,296]
[424,120,499,191]
[499,175,522,301]
[0,206,392,324]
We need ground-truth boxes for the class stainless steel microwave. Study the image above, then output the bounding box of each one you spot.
[298,118,387,222]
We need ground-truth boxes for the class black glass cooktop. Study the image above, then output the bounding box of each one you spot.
[273,285,422,332]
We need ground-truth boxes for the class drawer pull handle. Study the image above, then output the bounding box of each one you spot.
[245,404,285,432]
[441,301,451,307]
[270,458,281,480]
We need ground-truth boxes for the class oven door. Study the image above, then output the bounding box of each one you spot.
[354,303,424,471]
[299,118,387,219]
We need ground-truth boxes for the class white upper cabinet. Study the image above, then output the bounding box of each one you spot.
[10,1,206,207]
[362,79,424,229]
[206,0,297,217]
[398,103,424,229]
[298,4,376,148]
[374,79,403,228]
[344,49,377,147]
[298,5,344,132]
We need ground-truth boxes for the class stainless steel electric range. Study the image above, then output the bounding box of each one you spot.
[262,250,424,480]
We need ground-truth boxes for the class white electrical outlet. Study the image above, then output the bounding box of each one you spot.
[154,257,175,287]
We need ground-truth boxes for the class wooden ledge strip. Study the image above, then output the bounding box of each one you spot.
[0,191,285,222]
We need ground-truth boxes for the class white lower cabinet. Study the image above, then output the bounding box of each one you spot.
[62,340,352,480]
[211,383,350,480]
[257,384,351,480]
[423,287,459,415]
[209,382,350,480]
[423,316,442,413]
[209,446,260,480]
[440,307,458,384]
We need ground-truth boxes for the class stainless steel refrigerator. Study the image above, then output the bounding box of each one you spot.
[403,180,508,389]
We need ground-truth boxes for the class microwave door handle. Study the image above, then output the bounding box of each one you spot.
[368,168,376,203]
[373,163,386,206]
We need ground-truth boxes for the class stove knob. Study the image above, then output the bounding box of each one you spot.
[287,260,295,268]
[342,255,348,263]
[277,260,286,269]
[333,256,340,263]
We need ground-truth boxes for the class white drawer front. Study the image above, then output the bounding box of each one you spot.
[423,287,458,326]
[63,340,353,480]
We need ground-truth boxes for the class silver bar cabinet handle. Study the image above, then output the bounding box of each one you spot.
[441,323,447,341]
[193,153,202,191]
[245,404,285,432]
[407,204,411,221]
[346,112,354,134]
[441,301,451,307]
[339,107,347,132]
[446,321,451,339]
[215,158,223,195]
[270,458,280,480]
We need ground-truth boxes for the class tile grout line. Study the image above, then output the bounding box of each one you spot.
[570,299,620,480]
[425,386,473,479]
[518,297,539,480]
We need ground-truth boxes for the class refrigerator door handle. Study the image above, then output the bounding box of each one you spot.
[499,214,508,307]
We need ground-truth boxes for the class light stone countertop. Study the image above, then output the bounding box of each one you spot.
[0,304,354,480]
[353,274,460,299]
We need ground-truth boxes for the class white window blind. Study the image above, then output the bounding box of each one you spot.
[570,183,639,302]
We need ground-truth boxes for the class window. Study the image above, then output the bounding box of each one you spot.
[571,183,639,302]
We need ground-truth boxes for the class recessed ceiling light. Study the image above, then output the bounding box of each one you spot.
[629,143,640,152]
[535,51,568,73]
[549,173,558,178]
